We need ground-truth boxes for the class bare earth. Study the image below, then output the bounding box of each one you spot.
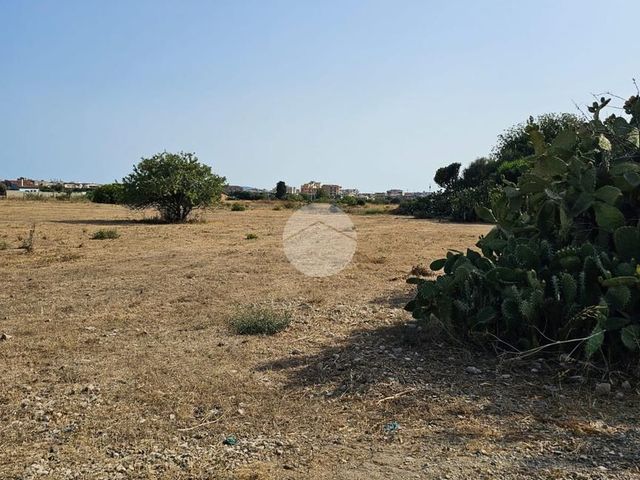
[1,200,638,479]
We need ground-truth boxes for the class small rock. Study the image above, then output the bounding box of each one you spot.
[595,383,611,396]
[568,375,585,384]
[0,333,12,341]
[81,384,98,394]
[465,366,482,375]
[615,391,624,400]
[621,380,631,391]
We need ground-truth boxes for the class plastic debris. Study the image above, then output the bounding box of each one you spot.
[383,421,400,433]
[223,435,238,446]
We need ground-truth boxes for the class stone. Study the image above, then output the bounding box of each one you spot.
[595,383,611,396]
[465,366,482,375]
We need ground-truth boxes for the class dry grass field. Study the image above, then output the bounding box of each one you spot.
[1,200,638,479]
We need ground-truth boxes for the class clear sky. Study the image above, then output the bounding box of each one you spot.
[1,1,638,192]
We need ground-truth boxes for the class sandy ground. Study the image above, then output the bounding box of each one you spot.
[0,200,638,479]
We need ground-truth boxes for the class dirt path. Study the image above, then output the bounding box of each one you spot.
[0,200,638,479]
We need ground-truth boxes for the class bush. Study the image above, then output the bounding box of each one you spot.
[91,229,120,240]
[19,225,36,253]
[90,183,124,204]
[231,203,246,211]
[396,183,496,222]
[122,151,226,223]
[363,207,387,215]
[229,306,291,335]
[338,195,358,206]
[228,190,268,201]
[0,240,8,250]
[246,233,258,240]
[406,93,640,366]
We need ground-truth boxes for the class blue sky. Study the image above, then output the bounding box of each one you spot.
[1,1,638,192]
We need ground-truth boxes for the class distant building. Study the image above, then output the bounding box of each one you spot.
[386,189,403,198]
[341,188,359,197]
[286,185,299,194]
[403,191,429,199]
[321,184,341,198]
[4,178,38,191]
[300,181,321,196]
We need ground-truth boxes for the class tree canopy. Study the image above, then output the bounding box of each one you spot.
[433,162,461,190]
[493,113,582,164]
[275,181,287,200]
[122,152,226,222]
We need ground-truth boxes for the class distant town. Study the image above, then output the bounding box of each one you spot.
[225,181,431,200]
[1,176,432,201]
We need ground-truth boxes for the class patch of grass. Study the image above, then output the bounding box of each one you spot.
[363,207,387,215]
[229,306,291,335]
[245,233,258,240]
[272,206,282,211]
[91,229,120,240]
[231,203,246,211]
[0,240,8,250]
[410,264,434,277]
[19,224,36,253]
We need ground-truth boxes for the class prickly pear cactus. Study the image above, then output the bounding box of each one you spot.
[407,93,640,365]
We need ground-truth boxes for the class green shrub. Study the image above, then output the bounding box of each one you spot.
[363,207,387,215]
[90,183,124,204]
[91,229,120,240]
[338,195,358,206]
[246,233,258,240]
[231,203,246,211]
[396,183,495,222]
[122,151,225,223]
[406,93,640,366]
[22,193,48,201]
[229,306,291,335]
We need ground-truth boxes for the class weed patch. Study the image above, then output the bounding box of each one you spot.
[229,306,291,335]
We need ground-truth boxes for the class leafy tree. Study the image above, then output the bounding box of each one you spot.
[493,113,582,165]
[460,157,498,188]
[433,162,461,190]
[275,181,287,200]
[122,151,226,222]
[89,183,124,204]
[0,182,6,196]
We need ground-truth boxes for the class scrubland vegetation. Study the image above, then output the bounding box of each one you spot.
[407,92,640,369]
[2,90,640,479]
